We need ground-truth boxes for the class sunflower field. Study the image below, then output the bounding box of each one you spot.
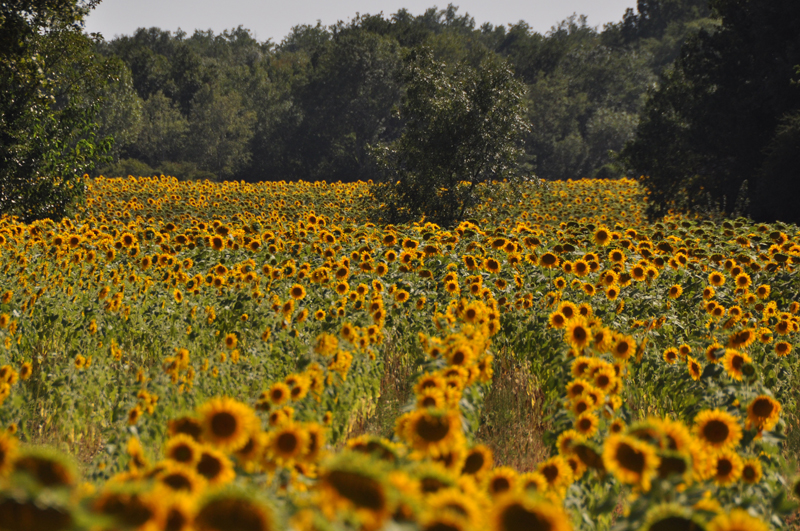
[0,175,799,531]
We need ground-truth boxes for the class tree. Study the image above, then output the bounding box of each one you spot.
[371,47,528,227]
[186,83,256,180]
[0,0,117,221]
[622,0,800,222]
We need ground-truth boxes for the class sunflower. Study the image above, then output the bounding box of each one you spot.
[289,284,306,300]
[775,341,792,357]
[319,455,391,529]
[694,409,742,451]
[565,318,591,350]
[734,272,751,289]
[223,333,238,350]
[708,449,742,486]
[663,348,679,364]
[165,434,202,466]
[195,447,235,486]
[686,356,702,381]
[403,409,463,457]
[707,509,769,531]
[539,252,560,268]
[13,447,77,488]
[485,466,517,497]
[575,412,599,438]
[197,397,258,452]
[708,271,725,286]
[548,311,567,329]
[490,492,572,531]
[195,491,275,531]
[741,458,763,484]
[726,328,755,350]
[602,434,660,491]
[267,422,309,464]
[0,433,18,477]
[427,487,483,526]
[158,461,207,495]
[722,349,751,381]
[746,395,781,431]
[667,284,683,299]
[536,455,573,494]
[168,416,203,441]
[611,335,636,361]
[641,504,705,531]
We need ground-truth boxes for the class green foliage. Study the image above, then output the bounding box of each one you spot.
[370,47,528,227]
[0,0,116,221]
[622,0,800,222]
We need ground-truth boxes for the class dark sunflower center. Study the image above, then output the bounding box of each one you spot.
[415,415,450,442]
[421,396,437,408]
[752,399,774,418]
[326,470,385,510]
[616,443,645,474]
[716,458,733,477]
[573,327,587,342]
[171,445,194,463]
[210,412,238,438]
[162,472,192,491]
[731,355,744,371]
[597,375,610,387]
[650,516,702,531]
[658,456,687,478]
[501,503,553,531]
[541,464,559,483]
[702,420,730,443]
[197,453,222,479]
[578,418,593,432]
[196,499,270,531]
[491,476,511,493]
[743,466,756,480]
[277,433,299,454]
[462,452,485,474]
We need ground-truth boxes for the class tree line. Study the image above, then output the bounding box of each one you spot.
[2,0,798,223]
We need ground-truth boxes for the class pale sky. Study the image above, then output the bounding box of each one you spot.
[84,0,637,43]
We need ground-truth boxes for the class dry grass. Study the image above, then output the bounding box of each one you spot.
[475,355,549,471]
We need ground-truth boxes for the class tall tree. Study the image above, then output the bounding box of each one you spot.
[622,0,800,221]
[1,0,117,221]
[371,47,528,227]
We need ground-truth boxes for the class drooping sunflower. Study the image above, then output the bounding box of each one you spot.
[490,492,572,531]
[693,409,742,451]
[745,395,781,431]
[602,434,660,491]
[197,397,258,452]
